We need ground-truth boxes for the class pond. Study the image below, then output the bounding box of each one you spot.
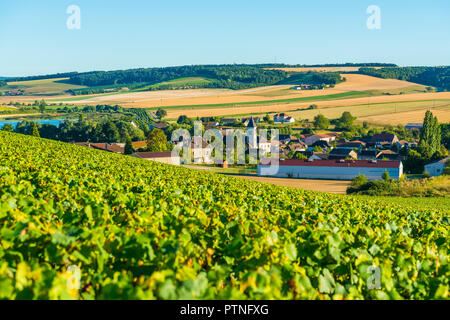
[0,119,74,129]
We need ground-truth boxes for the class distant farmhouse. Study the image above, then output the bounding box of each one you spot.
[291,85,312,90]
[273,113,295,124]
[405,123,423,131]
[258,159,403,180]
[220,118,237,126]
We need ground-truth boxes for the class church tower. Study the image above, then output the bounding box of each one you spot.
[246,117,257,149]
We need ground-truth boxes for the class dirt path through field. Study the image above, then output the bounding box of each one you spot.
[234,175,351,194]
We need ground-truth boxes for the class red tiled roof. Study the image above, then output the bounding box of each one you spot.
[132,141,147,149]
[370,133,397,143]
[133,151,173,158]
[90,143,124,154]
[260,159,401,168]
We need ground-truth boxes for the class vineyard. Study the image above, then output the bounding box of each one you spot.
[129,108,155,130]
[0,131,448,300]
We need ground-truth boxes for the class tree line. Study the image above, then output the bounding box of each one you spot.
[359,67,450,91]
[1,117,147,143]
[65,65,290,90]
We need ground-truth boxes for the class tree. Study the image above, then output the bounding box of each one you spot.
[146,128,169,152]
[1,123,14,132]
[293,152,307,160]
[31,122,40,138]
[177,115,193,126]
[156,108,167,119]
[419,111,441,158]
[352,174,368,187]
[313,114,330,130]
[39,100,47,114]
[313,146,323,152]
[101,121,120,143]
[302,128,314,134]
[336,111,356,130]
[124,136,134,155]
[382,170,390,181]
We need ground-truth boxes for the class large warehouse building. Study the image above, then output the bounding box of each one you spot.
[258,159,403,180]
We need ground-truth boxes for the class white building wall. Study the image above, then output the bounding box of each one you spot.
[138,157,181,166]
[424,162,445,177]
[258,164,402,180]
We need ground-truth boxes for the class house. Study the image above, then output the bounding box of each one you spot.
[328,148,358,160]
[309,140,331,150]
[424,157,449,177]
[220,118,237,125]
[258,136,272,154]
[291,85,311,90]
[191,140,213,164]
[258,159,403,180]
[304,134,336,146]
[278,134,298,144]
[132,151,180,166]
[288,142,307,152]
[369,133,399,147]
[84,143,124,154]
[405,123,423,131]
[358,150,378,160]
[395,140,418,150]
[149,123,168,130]
[336,140,366,149]
[308,152,329,161]
[376,150,403,161]
[273,113,295,124]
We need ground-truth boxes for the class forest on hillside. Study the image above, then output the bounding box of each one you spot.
[4,65,352,94]
[359,66,450,91]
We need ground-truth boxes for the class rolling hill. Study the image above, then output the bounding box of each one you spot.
[0,131,448,299]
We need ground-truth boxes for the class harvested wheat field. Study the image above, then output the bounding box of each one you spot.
[39,74,416,109]
[359,106,450,125]
[234,175,350,194]
[163,93,450,119]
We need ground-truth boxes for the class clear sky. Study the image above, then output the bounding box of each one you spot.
[0,0,449,76]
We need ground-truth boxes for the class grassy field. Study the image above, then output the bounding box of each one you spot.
[136,77,213,91]
[1,78,87,95]
[353,195,450,213]
[148,91,369,111]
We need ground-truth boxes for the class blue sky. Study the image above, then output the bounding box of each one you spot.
[0,0,449,76]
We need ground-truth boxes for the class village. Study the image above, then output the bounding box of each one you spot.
[72,112,448,184]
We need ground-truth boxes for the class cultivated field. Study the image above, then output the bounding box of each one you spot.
[162,94,450,121]
[2,74,449,125]
[1,77,86,95]
[41,74,417,108]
